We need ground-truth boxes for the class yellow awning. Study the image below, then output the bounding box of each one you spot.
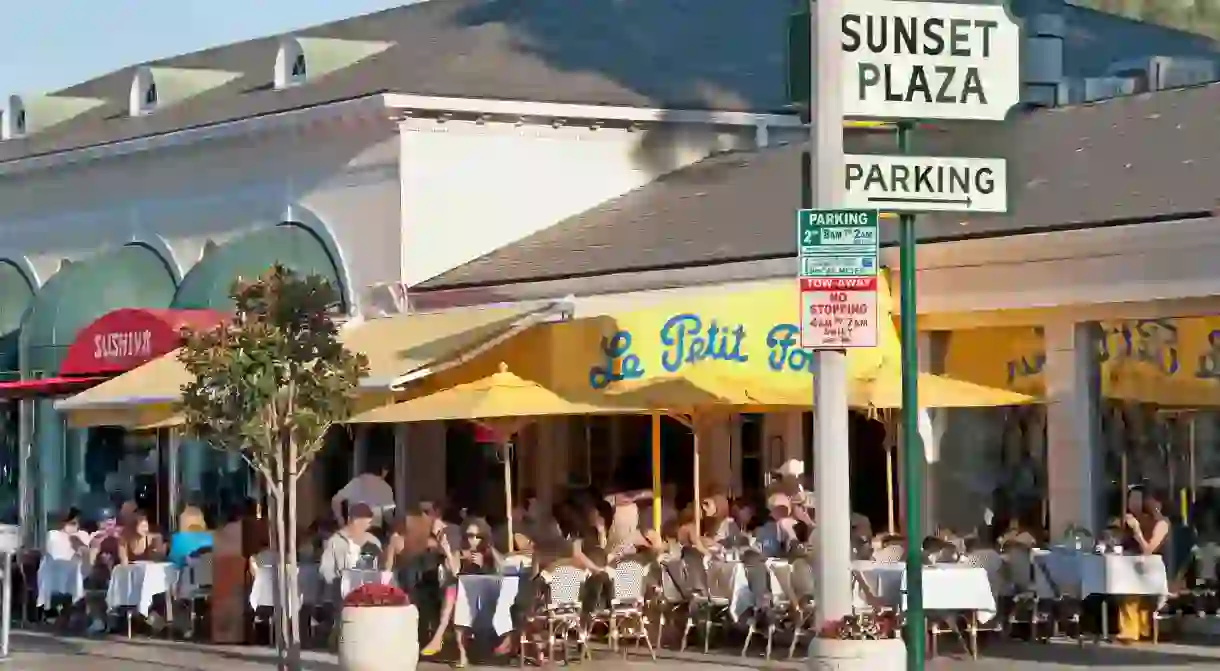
[549,275,899,398]
[850,369,1035,410]
[57,303,559,428]
[944,321,1220,407]
[349,363,640,424]
[604,373,810,413]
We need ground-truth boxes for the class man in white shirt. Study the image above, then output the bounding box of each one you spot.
[332,465,395,529]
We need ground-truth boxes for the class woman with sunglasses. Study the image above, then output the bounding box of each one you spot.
[422,517,502,666]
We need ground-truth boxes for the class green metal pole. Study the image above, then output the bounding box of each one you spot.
[898,121,925,670]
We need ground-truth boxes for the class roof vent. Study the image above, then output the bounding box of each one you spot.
[273,36,392,90]
[1,94,106,140]
[129,65,242,117]
[1082,76,1139,102]
[1106,56,1218,92]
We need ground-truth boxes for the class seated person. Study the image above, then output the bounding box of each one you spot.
[117,512,166,564]
[755,494,800,559]
[167,506,214,567]
[319,504,382,603]
[46,509,90,562]
[423,517,502,664]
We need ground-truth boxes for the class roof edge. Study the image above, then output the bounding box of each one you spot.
[0,93,390,178]
[383,93,805,127]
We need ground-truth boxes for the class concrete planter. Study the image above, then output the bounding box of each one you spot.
[807,637,906,671]
[338,604,419,671]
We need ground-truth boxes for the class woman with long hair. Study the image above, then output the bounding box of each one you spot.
[422,516,502,666]
[1116,488,1170,643]
[117,512,165,564]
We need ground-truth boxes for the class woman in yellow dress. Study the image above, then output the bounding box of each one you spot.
[1117,488,1169,643]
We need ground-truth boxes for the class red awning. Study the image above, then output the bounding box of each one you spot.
[0,375,111,400]
[59,308,226,377]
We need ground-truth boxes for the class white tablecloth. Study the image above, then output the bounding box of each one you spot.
[1032,551,1169,599]
[453,574,520,636]
[37,558,86,607]
[249,563,323,610]
[1080,554,1169,598]
[853,561,996,621]
[107,562,179,616]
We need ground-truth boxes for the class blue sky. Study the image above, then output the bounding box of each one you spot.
[2,0,426,94]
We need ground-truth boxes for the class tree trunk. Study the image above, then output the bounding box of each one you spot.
[267,483,288,670]
[286,437,302,671]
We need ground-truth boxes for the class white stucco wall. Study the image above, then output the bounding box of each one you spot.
[0,117,401,315]
[398,118,769,288]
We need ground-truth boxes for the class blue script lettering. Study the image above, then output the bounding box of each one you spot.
[1006,353,1045,385]
[766,324,815,374]
[588,331,645,390]
[658,314,748,373]
[1196,330,1220,380]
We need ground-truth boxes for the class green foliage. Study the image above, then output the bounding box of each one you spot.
[1077,0,1220,40]
[177,264,369,475]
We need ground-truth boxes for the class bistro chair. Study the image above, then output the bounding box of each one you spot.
[606,558,657,660]
[521,565,587,666]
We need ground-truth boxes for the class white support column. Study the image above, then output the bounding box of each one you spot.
[1045,321,1101,536]
[810,0,852,623]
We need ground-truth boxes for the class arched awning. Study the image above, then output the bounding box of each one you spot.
[173,224,344,311]
[0,308,225,399]
[19,244,177,377]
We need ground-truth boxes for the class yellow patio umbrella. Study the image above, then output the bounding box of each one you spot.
[605,373,811,537]
[348,363,641,550]
[852,368,1036,534]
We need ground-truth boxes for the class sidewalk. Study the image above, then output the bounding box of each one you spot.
[7,631,1220,670]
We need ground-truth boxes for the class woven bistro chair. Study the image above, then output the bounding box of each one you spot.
[520,565,588,666]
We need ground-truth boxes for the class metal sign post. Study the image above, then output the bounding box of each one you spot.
[796,1,1022,668]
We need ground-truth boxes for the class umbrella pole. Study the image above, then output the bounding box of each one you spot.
[503,440,514,553]
[693,415,702,540]
[1191,414,1198,508]
[651,412,662,532]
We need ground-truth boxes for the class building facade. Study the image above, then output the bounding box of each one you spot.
[1,0,1217,537]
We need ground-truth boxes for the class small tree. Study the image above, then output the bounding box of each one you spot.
[178,264,368,670]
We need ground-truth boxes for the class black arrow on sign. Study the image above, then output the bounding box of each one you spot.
[867,195,973,206]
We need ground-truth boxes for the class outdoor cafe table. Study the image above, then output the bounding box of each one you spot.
[453,574,521,636]
[852,561,997,620]
[1031,550,1169,641]
[37,557,86,608]
[107,562,180,617]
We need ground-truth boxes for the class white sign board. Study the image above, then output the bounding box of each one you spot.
[800,277,878,349]
[838,0,1022,121]
[842,154,1008,213]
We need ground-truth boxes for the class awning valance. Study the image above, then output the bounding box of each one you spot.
[56,301,566,427]
[60,308,226,376]
[0,375,110,400]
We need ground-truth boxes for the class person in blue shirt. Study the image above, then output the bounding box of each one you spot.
[167,505,214,567]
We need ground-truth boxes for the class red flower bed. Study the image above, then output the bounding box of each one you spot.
[343,582,410,608]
